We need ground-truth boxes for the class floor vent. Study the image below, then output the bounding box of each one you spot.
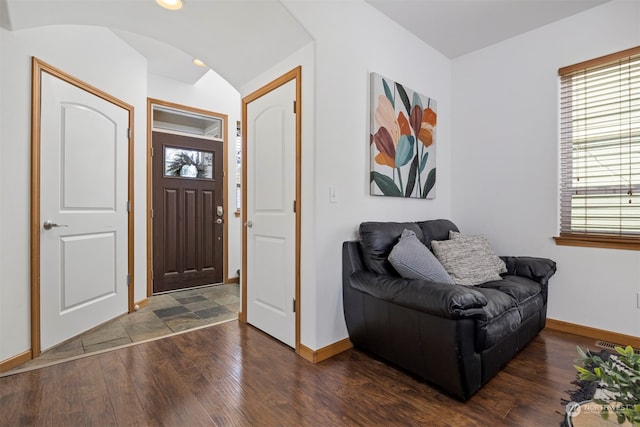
[594,340,640,354]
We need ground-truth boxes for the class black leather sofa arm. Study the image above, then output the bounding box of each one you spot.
[500,256,557,285]
[349,271,488,319]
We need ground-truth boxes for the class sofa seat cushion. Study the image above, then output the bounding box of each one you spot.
[472,287,522,351]
[477,275,540,304]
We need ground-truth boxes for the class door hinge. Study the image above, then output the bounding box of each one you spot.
[293,100,296,114]
[151,208,154,219]
[126,274,131,286]
[127,128,131,140]
[293,200,296,213]
[292,298,296,313]
[126,200,131,212]
[150,146,154,157]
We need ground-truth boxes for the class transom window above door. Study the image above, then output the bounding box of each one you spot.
[152,105,224,140]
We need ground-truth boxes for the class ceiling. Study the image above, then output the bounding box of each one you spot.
[0,0,313,88]
[0,0,611,89]
[366,0,611,58]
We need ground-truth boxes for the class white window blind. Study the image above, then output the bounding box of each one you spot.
[559,46,640,239]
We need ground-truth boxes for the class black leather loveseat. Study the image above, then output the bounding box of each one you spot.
[342,219,556,400]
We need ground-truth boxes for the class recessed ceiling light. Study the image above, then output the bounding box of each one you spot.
[156,0,182,11]
[193,58,206,67]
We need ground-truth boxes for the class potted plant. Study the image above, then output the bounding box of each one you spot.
[574,345,640,425]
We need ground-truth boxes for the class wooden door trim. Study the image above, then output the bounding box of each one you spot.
[241,66,302,354]
[30,57,135,357]
[146,98,229,297]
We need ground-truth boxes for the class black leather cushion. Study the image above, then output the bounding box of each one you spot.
[416,219,459,249]
[479,275,543,322]
[500,256,557,286]
[477,275,540,304]
[471,287,521,350]
[349,270,488,319]
[359,222,424,276]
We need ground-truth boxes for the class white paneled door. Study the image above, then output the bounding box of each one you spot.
[39,70,130,351]
[246,79,297,348]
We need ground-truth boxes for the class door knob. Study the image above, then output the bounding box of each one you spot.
[43,220,69,230]
[245,220,253,228]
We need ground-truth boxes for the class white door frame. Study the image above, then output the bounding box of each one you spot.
[30,57,135,357]
[241,67,301,353]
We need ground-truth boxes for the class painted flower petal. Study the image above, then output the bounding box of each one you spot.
[418,108,437,147]
[374,126,396,160]
[398,111,411,136]
[395,135,414,167]
[410,105,422,137]
[375,152,395,167]
[412,92,423,112]
[423,108,437,127]
[375,95,400,143]
[418,125,434,147]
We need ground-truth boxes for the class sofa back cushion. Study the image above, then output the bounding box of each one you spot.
[359,222,423,275]
[417,219,459,250]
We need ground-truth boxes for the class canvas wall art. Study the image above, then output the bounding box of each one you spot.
[370,73,437,198]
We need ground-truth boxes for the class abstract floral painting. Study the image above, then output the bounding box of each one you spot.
[370,73,437,198]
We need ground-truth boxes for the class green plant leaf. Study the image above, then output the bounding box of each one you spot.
[573,346,640,426]
[371,171,402,197]
[617,345,634,358]
[577,346,588,359]
[395,135,414,167]
[419,152,429,173]
[594,367,603,377]
[382,79,394,108]
[405,154,418,197]
[395,83,411,115]
[422,168,436,198]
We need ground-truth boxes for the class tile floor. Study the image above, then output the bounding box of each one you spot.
[6,283,239,374]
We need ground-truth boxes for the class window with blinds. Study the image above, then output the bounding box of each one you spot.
[556,46,640,250]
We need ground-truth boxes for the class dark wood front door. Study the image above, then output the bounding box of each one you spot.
[152,131,223,293]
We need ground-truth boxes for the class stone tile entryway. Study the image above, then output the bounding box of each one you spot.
[6,283,239,374]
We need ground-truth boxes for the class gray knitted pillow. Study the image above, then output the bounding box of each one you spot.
[388,229,454,284]
[449,231,507,274]
[431,234,504,286]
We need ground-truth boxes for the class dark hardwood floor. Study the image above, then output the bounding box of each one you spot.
[0,320,594,426]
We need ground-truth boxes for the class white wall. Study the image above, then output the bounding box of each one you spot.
[263,1,452,349]
[452,0,640,337]
[0,25,148,361]
[147,72,242,280]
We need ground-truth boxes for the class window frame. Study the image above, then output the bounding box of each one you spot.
[554,46,640,251]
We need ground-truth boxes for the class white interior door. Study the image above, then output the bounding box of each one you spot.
[39,71,129,351]
[246,79,296,348]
